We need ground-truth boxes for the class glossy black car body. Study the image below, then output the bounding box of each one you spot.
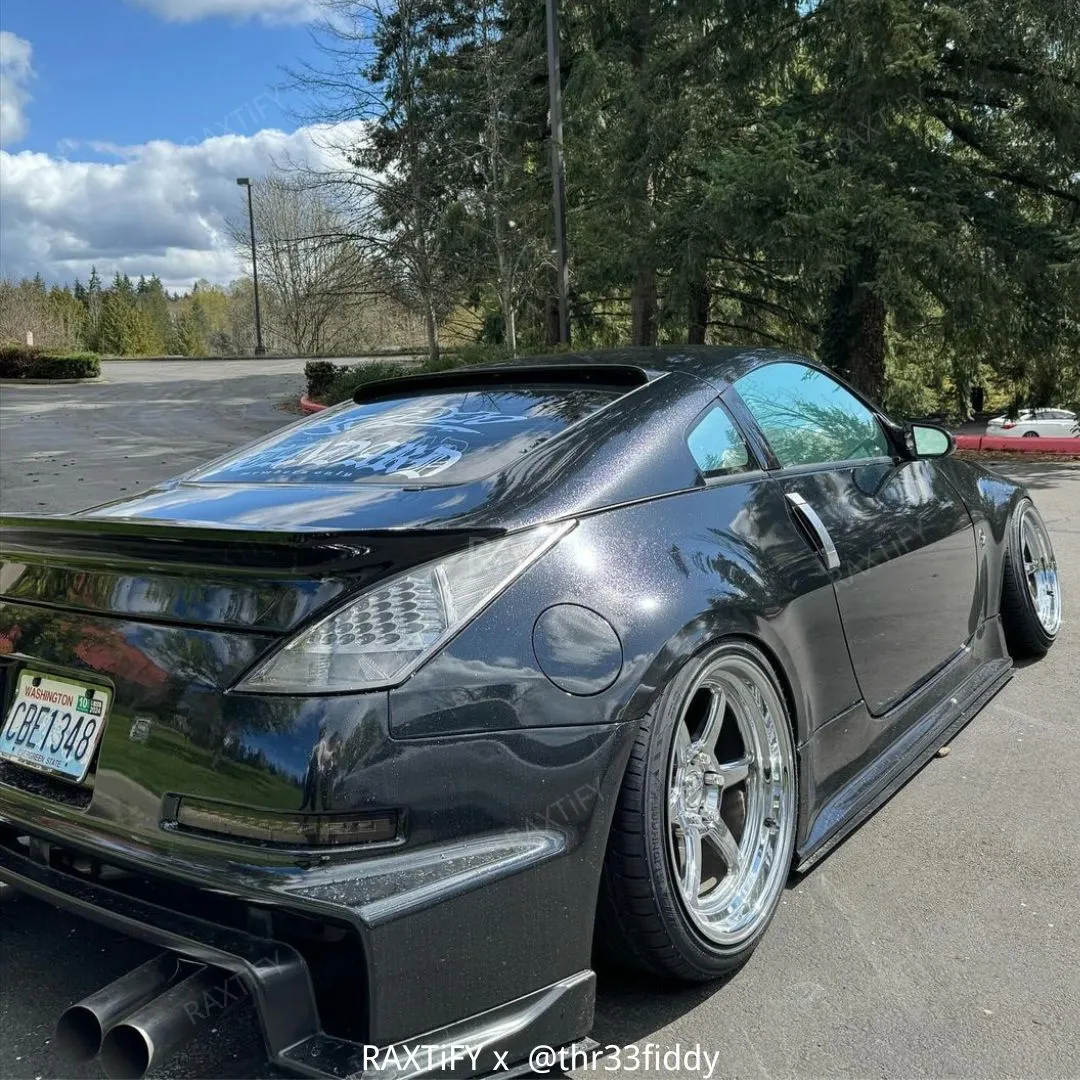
[0,347,1035,1077]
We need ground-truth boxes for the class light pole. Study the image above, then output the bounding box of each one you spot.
[545,0,570,345]
[236,177,266,356]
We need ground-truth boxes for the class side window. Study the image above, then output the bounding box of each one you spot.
[734,362,890,468]
[687,404,751,477]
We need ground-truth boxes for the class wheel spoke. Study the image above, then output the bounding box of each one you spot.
[697,688,726,755]
[677,820,702,897]
[712,756,752,788]
[703,819,742,875]
[673,715,692,759]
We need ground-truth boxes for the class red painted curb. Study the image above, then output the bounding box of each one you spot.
[299,395,327,414]
[955,433,1080,454]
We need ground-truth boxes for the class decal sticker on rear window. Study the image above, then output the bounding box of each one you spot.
[192,387,622,486]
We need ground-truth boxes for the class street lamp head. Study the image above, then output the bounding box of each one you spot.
[236,177,250,186]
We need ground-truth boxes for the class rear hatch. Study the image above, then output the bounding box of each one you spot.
[0,517,470,832]
[77,365,650,533]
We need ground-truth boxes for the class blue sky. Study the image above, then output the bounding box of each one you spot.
[2,1,312,155]
[0,0,358,290]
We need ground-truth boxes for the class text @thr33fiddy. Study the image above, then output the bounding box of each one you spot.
[531,1042,727,1076]
[349,1042,728,1077]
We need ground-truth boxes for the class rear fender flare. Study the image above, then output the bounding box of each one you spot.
[621,614,808,752]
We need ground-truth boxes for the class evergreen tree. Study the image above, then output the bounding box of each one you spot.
[136,274,170,353]
[84,266,104,352]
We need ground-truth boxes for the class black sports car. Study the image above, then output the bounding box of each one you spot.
[0,347,1062,1079]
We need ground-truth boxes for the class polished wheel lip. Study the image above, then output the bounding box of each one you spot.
[1019,505,1062,636]
[665,651,795,947]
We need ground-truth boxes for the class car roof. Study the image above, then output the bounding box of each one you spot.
[486,345,801,388]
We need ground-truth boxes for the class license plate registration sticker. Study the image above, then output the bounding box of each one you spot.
[0,671,111,784]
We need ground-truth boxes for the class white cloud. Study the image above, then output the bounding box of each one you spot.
[129,0,321,23]
[0,31,34,147]
[0,122,363,292]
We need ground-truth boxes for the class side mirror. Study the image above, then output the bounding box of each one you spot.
[906,423,955,459]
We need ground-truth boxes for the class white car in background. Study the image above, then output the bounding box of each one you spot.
[986,408,1078,438]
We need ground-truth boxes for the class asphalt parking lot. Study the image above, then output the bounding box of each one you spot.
[0,362,1077,1080]
[0,359,309,516]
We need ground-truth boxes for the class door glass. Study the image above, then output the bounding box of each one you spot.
[734,362,890,467]
[687,404,751,476]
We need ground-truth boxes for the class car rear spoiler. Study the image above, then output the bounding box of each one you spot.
[0,515,493,573]
[351,362,652,404]
[0,515,490,632]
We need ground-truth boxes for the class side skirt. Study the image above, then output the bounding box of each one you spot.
[795,617,1013,872]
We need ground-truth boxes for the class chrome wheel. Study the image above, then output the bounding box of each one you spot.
[1019,505,1061,635]
[666,652,795,946]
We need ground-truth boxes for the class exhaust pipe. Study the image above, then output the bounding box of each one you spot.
[100,963,246,1080]
[56,953,180,1063]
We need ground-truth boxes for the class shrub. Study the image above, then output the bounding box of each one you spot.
[304,360,339,399]
[0,344,101,380]
[319,361,411,405]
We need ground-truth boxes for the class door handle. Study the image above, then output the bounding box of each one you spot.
[785,492,841,572]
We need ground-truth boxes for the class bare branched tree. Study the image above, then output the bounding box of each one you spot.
[287,0,479,361]
[227,175,368,355]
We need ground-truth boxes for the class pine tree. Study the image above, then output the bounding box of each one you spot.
[99,290,131,355]
[682,0,1080,402]
[84,267,104,352]
[136,274,170,354]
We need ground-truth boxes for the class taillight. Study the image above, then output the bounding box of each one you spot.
[234,522,574,693]
[1002,422,1016,429]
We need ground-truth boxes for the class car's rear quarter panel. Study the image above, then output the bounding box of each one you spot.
[392,476,861,745]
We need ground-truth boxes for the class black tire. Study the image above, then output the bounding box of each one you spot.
[1001,499,1060,658]
[1022,430,1040,438]
[596,640,796,982]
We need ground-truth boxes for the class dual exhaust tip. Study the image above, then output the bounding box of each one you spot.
[56,953,243,1079]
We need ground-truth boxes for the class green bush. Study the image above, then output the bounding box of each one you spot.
[0,344,101,380]
[319,361,410,405]
[304,360,339,399]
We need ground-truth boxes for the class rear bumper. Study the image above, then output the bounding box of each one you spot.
[0,585,638,1071]
[0,713,631,1054]
[0,825,597,1078]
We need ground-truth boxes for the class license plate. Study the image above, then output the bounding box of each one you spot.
[0,670,111,784]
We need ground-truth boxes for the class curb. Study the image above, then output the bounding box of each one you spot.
[299,395,328,414]
[0,377,102,386]
[953,434,1080,454]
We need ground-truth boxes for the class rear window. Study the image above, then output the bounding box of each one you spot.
[191,386,623,486]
